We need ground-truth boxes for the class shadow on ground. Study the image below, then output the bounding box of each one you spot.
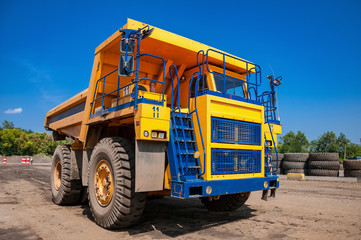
[1,166,256,238]
[81,196,256,238]
[0,227,42,240]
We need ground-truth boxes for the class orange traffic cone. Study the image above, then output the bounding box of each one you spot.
[22,157,26,165]
[26,157,30,165]
[3,157,6,165]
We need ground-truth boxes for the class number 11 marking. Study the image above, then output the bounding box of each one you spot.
[152,106,159,118]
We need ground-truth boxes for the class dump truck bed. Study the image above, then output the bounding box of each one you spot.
[44,89,88,139]
[44,19,254,142]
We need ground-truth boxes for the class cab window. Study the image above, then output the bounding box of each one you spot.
[213,74,245,98]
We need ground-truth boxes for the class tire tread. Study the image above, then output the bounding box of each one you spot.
[88,137,146,229]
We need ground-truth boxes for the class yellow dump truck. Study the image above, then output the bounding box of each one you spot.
[45,19,282,229]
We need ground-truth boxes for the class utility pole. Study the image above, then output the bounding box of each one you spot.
[344,144,346,160]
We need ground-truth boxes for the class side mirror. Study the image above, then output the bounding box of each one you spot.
[119,54,134,77]
[120,31,135,53]
[141,28,154,39]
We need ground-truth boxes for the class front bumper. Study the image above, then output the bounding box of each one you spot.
[171,175,279,199]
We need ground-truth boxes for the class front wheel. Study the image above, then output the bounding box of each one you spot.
[88,137,146,229]
[201,192,251,211]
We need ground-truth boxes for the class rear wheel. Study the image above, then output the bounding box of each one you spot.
[201,192,251,211]
[51,145,82,205]
[88,137,146,229]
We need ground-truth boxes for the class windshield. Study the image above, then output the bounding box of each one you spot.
[213,74,246,98]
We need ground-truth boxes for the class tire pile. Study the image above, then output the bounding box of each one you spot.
[343,159,361,177]
[271,153,284,174]
[282,153,308,174]
[307,153,340,177]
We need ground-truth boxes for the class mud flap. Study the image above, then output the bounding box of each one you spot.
[135,140,165,192]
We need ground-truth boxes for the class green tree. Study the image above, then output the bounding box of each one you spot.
[1,120,14,130]
[0,120,68,156]
[279,131,309,153]
[310,131,339,153]
[345,143,361,159]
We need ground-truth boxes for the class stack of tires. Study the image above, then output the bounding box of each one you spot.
[271,153,284,174]
[343,159,361,177]
[282,153,308,174]
[307,153,340,177]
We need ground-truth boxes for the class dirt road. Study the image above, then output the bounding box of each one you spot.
[1,164,360,240]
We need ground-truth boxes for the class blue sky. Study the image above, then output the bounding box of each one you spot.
[0,0,360,144]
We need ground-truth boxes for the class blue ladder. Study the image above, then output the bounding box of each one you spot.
[168,111,200,181]
[167,64,200,182]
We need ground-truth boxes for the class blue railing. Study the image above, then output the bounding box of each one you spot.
[90,26,168,118]
[187,72,206,177]
[257,91,279,123]
[89,54,167,118]
[204,49,262,102]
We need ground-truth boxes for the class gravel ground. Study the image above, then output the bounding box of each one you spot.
[0,164,361,240]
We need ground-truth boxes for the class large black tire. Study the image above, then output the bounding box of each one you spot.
[308,169,339,177]
[51,145,82,205]
[308,161,340,170]
[272,153,284,161]
[344,169,361,177]
[309,153,339,161]
[282,161,307,170]
[201,192,250,211]
[284,169,306,174]
[88,137,146,229]
[343,160,361,170]
[283,153,309,162]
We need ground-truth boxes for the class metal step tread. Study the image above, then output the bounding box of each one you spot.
[177,151,195,155]
[173,126,194,131]
[174,138,196,143]
[172,114,191,119]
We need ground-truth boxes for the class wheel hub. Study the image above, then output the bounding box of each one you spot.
[54,160,61,190]
[94,160,114,206]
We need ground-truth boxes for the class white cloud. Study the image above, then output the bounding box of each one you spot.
[5,108,23,114]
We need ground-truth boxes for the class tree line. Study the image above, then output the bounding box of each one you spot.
[278,130,361,159]
[1,120,360,159]
[0,120,68,156]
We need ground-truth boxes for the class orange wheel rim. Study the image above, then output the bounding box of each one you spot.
[54,160,61,190]
[94,160,114,206]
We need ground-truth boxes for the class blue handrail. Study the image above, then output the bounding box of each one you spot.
[258,91,278,123]
[139,53,166,103]
[168,64,181,111]
[197,50,205,95]
[205,49,262,101]
[188,73,207,176]
[89,54,167,118]
[90,68,118,115]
